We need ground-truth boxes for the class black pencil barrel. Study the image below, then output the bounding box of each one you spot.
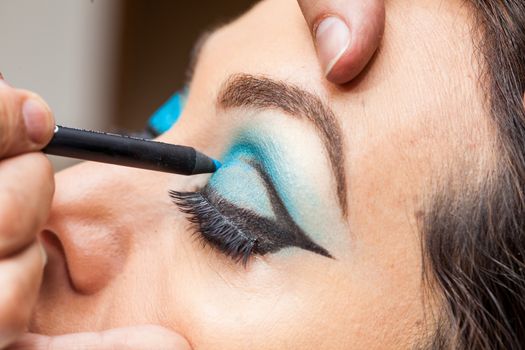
[43,126,217,175]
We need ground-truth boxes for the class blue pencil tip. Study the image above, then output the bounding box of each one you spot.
[213,159,222,171]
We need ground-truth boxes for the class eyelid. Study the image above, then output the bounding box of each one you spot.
[216,159,334,259]
[217,74,348,216]
[171,159,333,264]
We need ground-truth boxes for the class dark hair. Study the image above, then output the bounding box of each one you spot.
[420,1,525,349]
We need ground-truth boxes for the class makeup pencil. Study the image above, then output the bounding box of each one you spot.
[43,125,221,175]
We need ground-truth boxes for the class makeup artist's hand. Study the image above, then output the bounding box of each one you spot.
[0,78,55,349]
[7,325,192,350]
[297,0,385,84]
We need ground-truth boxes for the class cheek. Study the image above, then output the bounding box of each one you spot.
[170,260,353,349]
[174,256,422,349]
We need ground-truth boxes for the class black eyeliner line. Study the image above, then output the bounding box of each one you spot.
[246,160,333,259]
[208,189,333,259]
[178,157,333,259]
[171,186,333,261]
[170,157,334,261]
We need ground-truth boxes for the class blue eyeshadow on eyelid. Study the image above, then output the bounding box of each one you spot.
[209,156,275,219]
[208,128,325,239]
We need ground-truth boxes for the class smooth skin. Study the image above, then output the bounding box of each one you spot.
[1,1,384,349]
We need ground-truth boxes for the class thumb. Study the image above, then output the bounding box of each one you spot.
[7,325,192,350]
[297,0,385,84]
[0,75,55,158]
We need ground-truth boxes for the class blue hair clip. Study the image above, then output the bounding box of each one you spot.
[147,89,188,136]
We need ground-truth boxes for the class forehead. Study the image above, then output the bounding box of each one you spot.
[193,0,320,94]
[188,0,487,182]
[195,0,482,118]
[192,0,487,205]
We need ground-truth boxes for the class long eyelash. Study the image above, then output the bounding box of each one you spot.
[169,190,257,266]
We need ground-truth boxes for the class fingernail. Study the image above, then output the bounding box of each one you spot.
[22,98,53,145]
[315,16,351,77]
[39,243,48,266]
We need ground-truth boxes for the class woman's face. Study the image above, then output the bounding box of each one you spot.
[31,0,487,348]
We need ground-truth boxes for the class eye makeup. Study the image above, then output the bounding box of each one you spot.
[206,156,275,220]
[170,159,332,265]
[208,124,329,238]
[170,117,344,265]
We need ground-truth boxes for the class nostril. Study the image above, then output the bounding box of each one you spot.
[41,229,64,255]
[39,230,76,291]
[40,229,77,290]
[40,229,77,295]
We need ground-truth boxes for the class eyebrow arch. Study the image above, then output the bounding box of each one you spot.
[217,74,348,216]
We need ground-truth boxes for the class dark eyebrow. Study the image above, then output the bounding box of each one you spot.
[217,74,348,216]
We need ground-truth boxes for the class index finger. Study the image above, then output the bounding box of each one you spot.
[298,0,385,84]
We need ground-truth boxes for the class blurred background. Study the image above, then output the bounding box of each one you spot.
[0,0,255,169]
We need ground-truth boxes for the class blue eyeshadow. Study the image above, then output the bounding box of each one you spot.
[209,155,275,219]
[207,127,324,238]
[148,89,188,135]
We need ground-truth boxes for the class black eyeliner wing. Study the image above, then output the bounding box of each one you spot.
[202,160,333,259]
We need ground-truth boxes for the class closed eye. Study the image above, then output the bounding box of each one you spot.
[170,159,333,265]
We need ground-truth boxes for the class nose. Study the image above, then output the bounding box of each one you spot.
[44,162,133,294]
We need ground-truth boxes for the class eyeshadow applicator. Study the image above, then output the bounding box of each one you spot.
[43,125,221,175]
